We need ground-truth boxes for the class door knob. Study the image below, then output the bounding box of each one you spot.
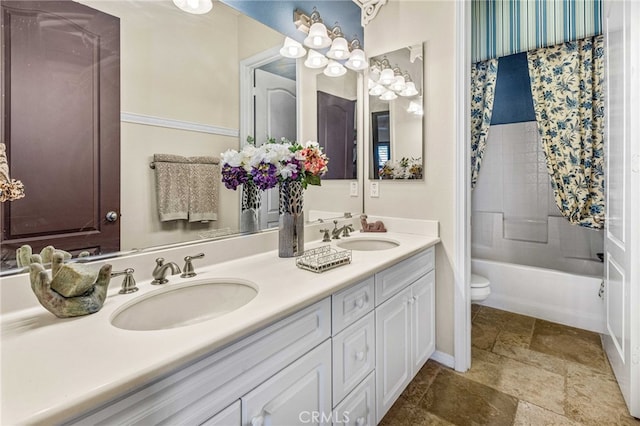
[105,211,119,222]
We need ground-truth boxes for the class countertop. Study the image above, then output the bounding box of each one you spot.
[0,232,439,425]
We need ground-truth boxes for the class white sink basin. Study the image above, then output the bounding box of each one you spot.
[111,279,258,331]
[336,238,400,251]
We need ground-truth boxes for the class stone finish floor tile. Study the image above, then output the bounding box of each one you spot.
[382,306,638,426]
[565,363,640,426]
[530,319,607,371]
[461,348,566,415]
[513,401,582,426]
[419,368,519,425]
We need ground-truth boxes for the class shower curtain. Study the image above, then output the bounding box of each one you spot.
[470,58,498,189]
[527,35,605,229]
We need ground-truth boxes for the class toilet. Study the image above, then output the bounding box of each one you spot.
[471,273,491,302]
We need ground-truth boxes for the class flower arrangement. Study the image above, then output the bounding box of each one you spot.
[379,157,423,180]
[221,137,329,191]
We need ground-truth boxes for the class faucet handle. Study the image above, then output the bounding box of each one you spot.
[111,268,138,294]
[181,253,205,278]
[320,229,331,242]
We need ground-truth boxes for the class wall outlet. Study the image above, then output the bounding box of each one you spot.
[370,182,380,198]
[349,181,358,197]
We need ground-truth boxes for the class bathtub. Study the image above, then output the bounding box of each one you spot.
[472,258,605,334]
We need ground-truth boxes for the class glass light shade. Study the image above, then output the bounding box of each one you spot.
[400,82,419,97]
[172,0,212,14]
[326,37,351,60]
[304,50,328,69]
[379,90,398,101]
[389,75,406,92]
[279,37,306,59]
[369,64,381,82]
[379,68,395,85]
[324,60,347,77]
[407,100,424,115]
[368,78,376,89]
[303,22,331,49]
[369,84,385,96]
[345,49,368,71]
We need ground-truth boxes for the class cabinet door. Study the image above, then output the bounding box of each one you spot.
[411,271,435,375]
[202,400,241,426]
[242,340,332,425]
[375,286,412,423]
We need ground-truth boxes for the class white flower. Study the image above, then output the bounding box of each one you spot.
[221,149,243,167]
[280,162,299,179]
[303,140,320,149]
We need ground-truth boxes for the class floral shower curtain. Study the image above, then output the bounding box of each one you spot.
[471,58,499,189]
[527,35,605,229]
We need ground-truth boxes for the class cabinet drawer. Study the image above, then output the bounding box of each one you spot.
[332,276,374,335]
[332,312,375,405]
[375,247,434,306]
[333,372,375,426]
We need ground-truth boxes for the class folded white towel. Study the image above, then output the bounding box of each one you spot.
[188,156,219,223]
[154,154,189,222]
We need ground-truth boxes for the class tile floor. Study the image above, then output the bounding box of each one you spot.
[380,305,640,426]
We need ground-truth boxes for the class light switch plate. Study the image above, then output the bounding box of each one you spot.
[350,181,358,197]
[370,182,379,198]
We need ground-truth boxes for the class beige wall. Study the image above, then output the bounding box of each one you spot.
[364,0,457,356]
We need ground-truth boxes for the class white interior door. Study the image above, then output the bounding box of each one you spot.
[602,0,639,418]
[254,69,297,229]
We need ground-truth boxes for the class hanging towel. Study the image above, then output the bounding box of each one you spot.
[188,156,219,223]
[154,153,189,221]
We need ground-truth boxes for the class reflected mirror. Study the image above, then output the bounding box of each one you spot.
[0,0,362,273]
[368,43,424,180]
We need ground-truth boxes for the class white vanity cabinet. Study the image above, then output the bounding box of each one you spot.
[374,249,435,423]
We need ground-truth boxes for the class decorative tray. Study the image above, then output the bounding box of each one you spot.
[295,245,352,273]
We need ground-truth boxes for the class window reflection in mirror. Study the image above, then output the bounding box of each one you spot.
[368,43,424,180]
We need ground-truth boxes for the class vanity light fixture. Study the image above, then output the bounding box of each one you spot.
[326,26,350,60]
[379,89,398,101]
[280,37,307,59]
[284,7,368,77]
[304,49,329,69]
[324,60,347,77]
[302,8,332,49]
[345,40,368,71]
[400,81,419,97]
[172,0,212,14]
[389,67,406,92]
[369,83,386,96]
[378,58,395,86]
[407,99,424,115]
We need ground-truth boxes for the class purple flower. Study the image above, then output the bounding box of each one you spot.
[251,162,279,190]
[221,164,249,190]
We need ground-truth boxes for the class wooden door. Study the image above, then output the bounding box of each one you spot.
[0,0,120,265]
[317,91,356,179]
[602,0,640,417]
[375,286,412,423]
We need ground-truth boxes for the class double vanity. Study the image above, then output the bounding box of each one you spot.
[0,221,439,425]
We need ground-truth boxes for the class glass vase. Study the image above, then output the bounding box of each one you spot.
[240,180,261,233]
[278,180,304,257]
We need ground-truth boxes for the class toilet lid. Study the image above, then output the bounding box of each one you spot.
[471,273,490,288]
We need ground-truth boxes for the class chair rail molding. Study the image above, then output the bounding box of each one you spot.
[352,0,387,27]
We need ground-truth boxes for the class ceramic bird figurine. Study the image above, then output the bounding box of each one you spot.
[360,214,387,232]
[29,253,112,318]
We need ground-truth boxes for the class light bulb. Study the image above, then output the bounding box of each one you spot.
[172,0,212,14]
[280,37,306,59]
[324,60,346,77]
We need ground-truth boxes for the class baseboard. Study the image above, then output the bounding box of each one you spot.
[430,350,455,368]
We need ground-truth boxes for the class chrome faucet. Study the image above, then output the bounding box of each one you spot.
[332,220,353,239]
[151,258,181,285]
[111,268,138,294]
[181,253,205,278]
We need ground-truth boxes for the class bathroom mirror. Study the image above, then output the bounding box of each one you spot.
[0,0,364,273]
[368,43,424,180]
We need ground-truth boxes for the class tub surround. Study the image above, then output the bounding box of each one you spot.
[0,218,439,425]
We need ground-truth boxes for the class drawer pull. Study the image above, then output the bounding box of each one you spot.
[355,417,366,426]
[355,297,365,308]
[355,350,365,361]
